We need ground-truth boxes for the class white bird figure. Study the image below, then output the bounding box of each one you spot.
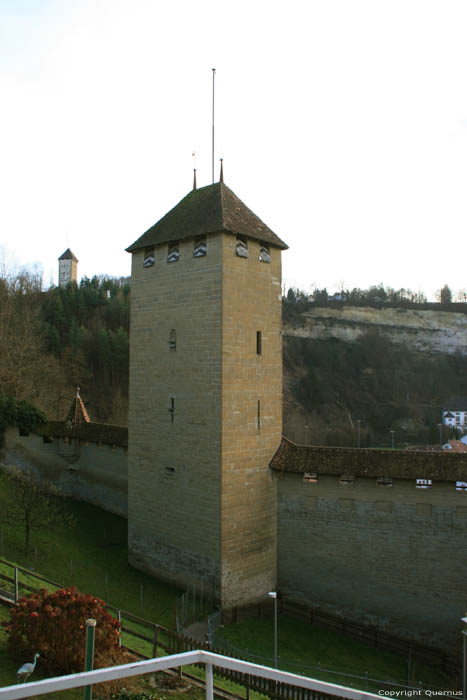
[16,653,39,683]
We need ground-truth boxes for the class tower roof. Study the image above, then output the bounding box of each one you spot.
[65,387,91,427]
[126,182,288,253]
[59,248,79,262]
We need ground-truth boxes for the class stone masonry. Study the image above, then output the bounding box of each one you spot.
[127,182,286,606]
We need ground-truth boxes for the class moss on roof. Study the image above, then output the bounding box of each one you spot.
[270,437,467,482]
[36,421,127,447]
[126,182,288,252]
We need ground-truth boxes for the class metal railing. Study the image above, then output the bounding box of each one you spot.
[0,649,384,700]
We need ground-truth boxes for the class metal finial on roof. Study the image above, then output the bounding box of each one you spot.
[193,169,197,190]
[220,158,224,183]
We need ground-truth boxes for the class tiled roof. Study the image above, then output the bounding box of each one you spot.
[66,390,90,426]
[36,421,128,448]
[58,248,79,262]
[126,182,288,253]
[269,437,467,481]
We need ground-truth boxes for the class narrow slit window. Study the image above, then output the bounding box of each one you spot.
[257,400,261,433]
[193,237,207,257]
[169,329,176,351]
[259,244,271,263]
[168,244,180,263]
[256,331,262,355]
[236,237,248,258]
[143,248,155,267]
[169,398,175,422]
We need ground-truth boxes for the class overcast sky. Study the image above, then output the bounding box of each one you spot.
[1,0,466,299]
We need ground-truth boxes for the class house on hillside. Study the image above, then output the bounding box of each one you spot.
[442,399,467,433]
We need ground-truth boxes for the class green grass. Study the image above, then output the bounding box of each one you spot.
[0,472,180,627]
[0,471,459,696]
[214,616,457,693]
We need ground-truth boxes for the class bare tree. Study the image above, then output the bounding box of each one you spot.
[3,468,75,555]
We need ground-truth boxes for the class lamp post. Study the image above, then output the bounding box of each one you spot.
[438,423,443,445]
[357,420,361,448]
[462,615,467,700]
[390,430,395,450]
[268,591,278,668]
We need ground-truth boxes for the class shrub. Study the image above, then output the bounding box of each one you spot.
[2,586,122,675]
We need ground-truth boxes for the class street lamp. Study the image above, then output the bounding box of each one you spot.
[390,430,395,450]
[462,615,467,700]
[268,591,278,668]
[438,423,443,445]
[357,420,361,448]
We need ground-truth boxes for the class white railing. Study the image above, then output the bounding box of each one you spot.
[0,649,382,700]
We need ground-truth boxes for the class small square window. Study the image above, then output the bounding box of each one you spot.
[259,244,271,263]
[303,472,318,484]
[416,479,432,489]
[456,481,467,492]
[236,238,248,258]
[168,244,180,263]
[193,237,207,257]
[143,249,155,267]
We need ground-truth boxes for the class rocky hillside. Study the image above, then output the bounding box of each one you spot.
[284,306,467,356]
[282,305,467,447]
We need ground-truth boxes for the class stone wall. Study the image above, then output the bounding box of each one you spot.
[127,236,224,598]
[274,447,467,650]
[2,426,128,517]
[220,234,282,606]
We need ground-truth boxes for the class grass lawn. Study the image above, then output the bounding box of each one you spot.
[0,471,459,697]
[0,471,180,627]
[214,616,457,693]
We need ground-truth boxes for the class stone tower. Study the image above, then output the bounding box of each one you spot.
[58,248,78,287]
[126,179,287,607]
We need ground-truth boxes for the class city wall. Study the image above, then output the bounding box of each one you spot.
[1,423,128,518]
[271,439,467,651]
[3,425,467,651]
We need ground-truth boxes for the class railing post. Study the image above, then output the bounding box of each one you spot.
[152,624,159,658]
[14,566,19,603]
[205,662,213,700]
[117,611,122,648]
[83,618,96,700]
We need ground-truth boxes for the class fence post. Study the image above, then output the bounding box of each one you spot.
[14,567,19,603]
[152,624,159,658]
[205,662,213,700]
[117,611,122,648]
[178,637,183,679]
[83,618,96,700]
[245,673,250,700]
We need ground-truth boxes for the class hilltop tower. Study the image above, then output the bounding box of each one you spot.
[126,178,287,606]
[58,248,78,287]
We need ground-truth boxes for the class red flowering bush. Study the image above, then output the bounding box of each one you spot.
[2,586,122,675]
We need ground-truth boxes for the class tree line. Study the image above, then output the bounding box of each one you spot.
[0,265,129,424]
[284,283,467,310]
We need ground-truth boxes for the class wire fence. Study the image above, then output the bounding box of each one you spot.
[0,559,459,697]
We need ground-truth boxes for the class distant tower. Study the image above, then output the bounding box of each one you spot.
[126,177,288,607]
[58,249,78,287]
